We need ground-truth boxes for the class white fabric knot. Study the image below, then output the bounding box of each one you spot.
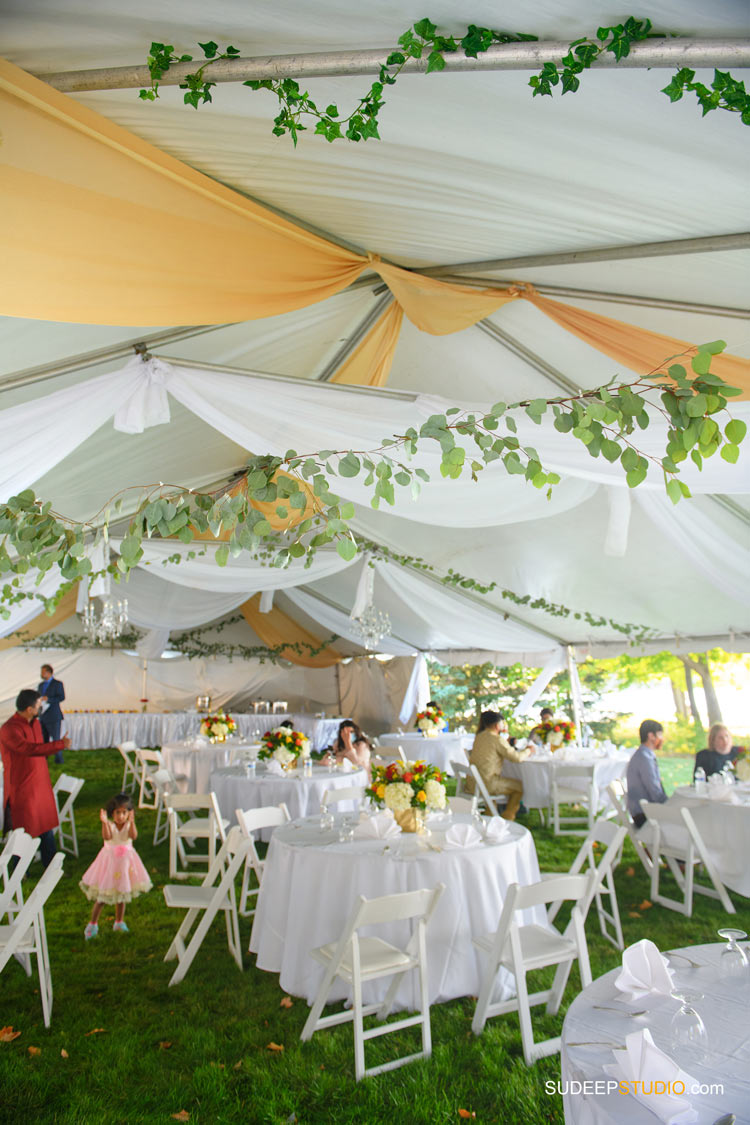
[113,357,172,434]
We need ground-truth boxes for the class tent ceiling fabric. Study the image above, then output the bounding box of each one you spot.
[1,0,749,656]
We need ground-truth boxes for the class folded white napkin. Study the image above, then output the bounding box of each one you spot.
[340,757,354,773]
[443,822,483,849]
[264,759,284,777]
[352,812,401,840]
[614,939,675,1001]
[484,818,510,842]
[603,1029,697,1124]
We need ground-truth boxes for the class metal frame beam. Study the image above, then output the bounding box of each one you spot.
[475,320,582,396]
[38,39,750,92]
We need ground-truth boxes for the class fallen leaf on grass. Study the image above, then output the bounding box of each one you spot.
[0,1027,21,1043]
[280,996,294,1009]
[628,911,641,919]
[625,867,636,877]
[28,1046,41,1057]
[209,1062,225,1070]
[638,899,653,910]
[84,1028,106,1037]
[159,1041,173,1050]
[266,1042,284,1053]
[60,1049,69,1059]
[458,1111,476,1120]
[233,1060,243,1071]
[171,1113,190,1122]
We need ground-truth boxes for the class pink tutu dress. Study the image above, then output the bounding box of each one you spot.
[79,822,152,904]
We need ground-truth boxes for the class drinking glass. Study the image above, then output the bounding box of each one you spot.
[319,806,334,831]
[303,757,313,778]
[717,928,748,976]
[669,991,708,1058]
[244,759,256,779]
[338,816,355,844]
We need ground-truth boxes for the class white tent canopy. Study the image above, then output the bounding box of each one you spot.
[1,0,750,666]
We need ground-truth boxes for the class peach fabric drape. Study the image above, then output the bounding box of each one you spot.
[240,594,341,668]
[0,586,78,651]
[331,303,404,387]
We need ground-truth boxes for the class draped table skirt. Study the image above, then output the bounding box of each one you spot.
[63,711,342,750]
[502,750,633,811]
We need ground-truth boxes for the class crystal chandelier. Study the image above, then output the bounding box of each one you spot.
[82,597,129,644]
[351,602,391,651]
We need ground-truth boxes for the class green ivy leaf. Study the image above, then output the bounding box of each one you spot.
[336,538,358,562]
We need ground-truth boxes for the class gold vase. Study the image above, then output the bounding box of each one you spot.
[394,808,426,834]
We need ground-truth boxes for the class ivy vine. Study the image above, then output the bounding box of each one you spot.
[138,17,750,143]
[0,343,744,644]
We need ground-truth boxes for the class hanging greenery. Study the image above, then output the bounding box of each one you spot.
[138,18,750,143]
[0,344,744,640]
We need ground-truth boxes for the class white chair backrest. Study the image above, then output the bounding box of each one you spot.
[0,830,40,918]
[53,773,84,805]
[236,804,290,835]
[321,786,364,808]
[353,885,445,929]
[451,760,472,799]
[640,799,690,827]
[200,825,249,887]
[508,872,593,914]
[447,796,475,815]
[0,853,64,970]
[552,763,595,781]
[469,764,500,817]
[120,740,137,750]
[137,749,163,768]
[166,792,221,815]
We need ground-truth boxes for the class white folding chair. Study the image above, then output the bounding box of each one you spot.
[451,760,473,800]
[550,762,596,836]
[136,748,163,809]
[640,799,735,917]
[163,827,251,986]
[118,741,139,793]
[301,883,445,1081]
[166,792,228,880]
[52,773,85,857]
[152,768,180,847]
[0,852,64,1027]
[0,830,40,923]
[544,821,627,950]
[397,745,407,764]
[608,779,654,876]
[472,871,595,1064]
[469,764,503,818]
[235,803,290,918]
[320,786,365,810]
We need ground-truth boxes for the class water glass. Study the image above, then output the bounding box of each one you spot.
[319,806,334,831]
[244,759,256,779]
[670,991,708,1059]
[338,816,355,844]
[717,928,748,977]
[303,757,313,778]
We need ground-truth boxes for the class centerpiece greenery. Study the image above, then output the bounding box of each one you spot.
[367,758,447,831]
[258,726,311,767]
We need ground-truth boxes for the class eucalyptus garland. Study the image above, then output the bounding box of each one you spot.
[0,344,744,640]
[138,17,750,143]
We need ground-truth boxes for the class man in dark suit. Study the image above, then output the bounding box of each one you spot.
[38,663,66,764]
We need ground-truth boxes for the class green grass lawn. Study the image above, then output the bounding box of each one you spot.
[1,750,745,1125]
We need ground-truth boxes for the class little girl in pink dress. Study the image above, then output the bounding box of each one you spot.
[80,793,152,939]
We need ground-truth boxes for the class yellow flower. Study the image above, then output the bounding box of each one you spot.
[417,790,426,803]
[376,784,386,799]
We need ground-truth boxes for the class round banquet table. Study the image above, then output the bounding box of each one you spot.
[249,813,544,1011]
[561,942,750,1124]
[377,731,474,775]
[210,764,367,840]
[161,739,245,794]
[502,748,633,811]
[665,783,750,898]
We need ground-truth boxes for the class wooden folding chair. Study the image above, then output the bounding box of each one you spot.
[0,853,64,1027]
[640,799,735,917]
[301,883,445,1080]
[235,803,289,918]
[471,871,595,1064]
[52,773,85,857]
[544,821,627,950]
[163,827,251,986]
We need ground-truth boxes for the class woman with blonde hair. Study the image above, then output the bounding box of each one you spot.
[693,723,744,779]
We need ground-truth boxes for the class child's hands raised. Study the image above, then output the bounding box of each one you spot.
[99,808,107,823]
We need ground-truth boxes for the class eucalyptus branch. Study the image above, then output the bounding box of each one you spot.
[137,18,750,141]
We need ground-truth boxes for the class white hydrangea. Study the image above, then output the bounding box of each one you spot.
[299,738,311,759]
[273,745,296,766]
[424,778,447,810]
[417,717,438,733]
[384,782,414,813]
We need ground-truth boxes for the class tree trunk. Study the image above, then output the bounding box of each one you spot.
[669,676,687,719]
[691,655,723,726]
[680,659,704,731]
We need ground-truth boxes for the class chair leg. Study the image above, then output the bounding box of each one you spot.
[513,960,536,1066]
[352,963,366,1081]
[301,961,339,1042]
[417,924,432,1060]
[471,951,498,1035]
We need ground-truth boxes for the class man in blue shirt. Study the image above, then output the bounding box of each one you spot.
[626,718,667,828]
[38,663,66,764]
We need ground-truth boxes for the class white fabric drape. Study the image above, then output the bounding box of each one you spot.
[283,588,415,655]
[135,627,171,659]
[514,649,567,716]
[122,566,249,630]
[605,487,632,558]
[398,653,431,724]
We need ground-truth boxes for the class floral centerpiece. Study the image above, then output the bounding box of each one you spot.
[415,704,445,737]
[367,759,447,832]
[258,726,311,768]
[734,747,750,782]
[200,711,237,742]
[529,719,576,750]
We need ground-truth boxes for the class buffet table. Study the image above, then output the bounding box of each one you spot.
[377,731,473,775]
[63,711,345,750]
[250,813,543,1010]
[561,942,750,1124]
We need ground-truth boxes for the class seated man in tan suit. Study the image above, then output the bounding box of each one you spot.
[467,710,534,820]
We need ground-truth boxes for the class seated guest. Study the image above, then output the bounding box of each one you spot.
[626,718,667,829]
[529,706,554,745]
[466,710,534,821]
[331,719,372,778]
[694,723,743,779]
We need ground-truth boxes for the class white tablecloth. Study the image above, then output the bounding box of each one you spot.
[210,764,367,840]
[561,942,750,1124]
[377,731,474,775]
[162,740,239,794]
[502,749,632,811]
[63,710,341,749]
[667,783,750,898]
[250,813,544,1011]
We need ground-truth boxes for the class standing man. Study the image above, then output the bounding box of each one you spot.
[39,663,65,764]
[626,718,668,828]
[0,689,71,867]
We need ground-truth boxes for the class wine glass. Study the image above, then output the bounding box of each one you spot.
[319,805,334,831]
[717,928,748,976]
[669,990,707,1058]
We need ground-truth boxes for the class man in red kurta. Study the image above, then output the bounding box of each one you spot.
[0,689,70,867]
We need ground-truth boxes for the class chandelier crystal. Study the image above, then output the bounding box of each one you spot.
[351,602,391,651]
[82,597,129,644]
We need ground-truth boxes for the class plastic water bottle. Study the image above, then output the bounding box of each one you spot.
[694,766,707,796]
